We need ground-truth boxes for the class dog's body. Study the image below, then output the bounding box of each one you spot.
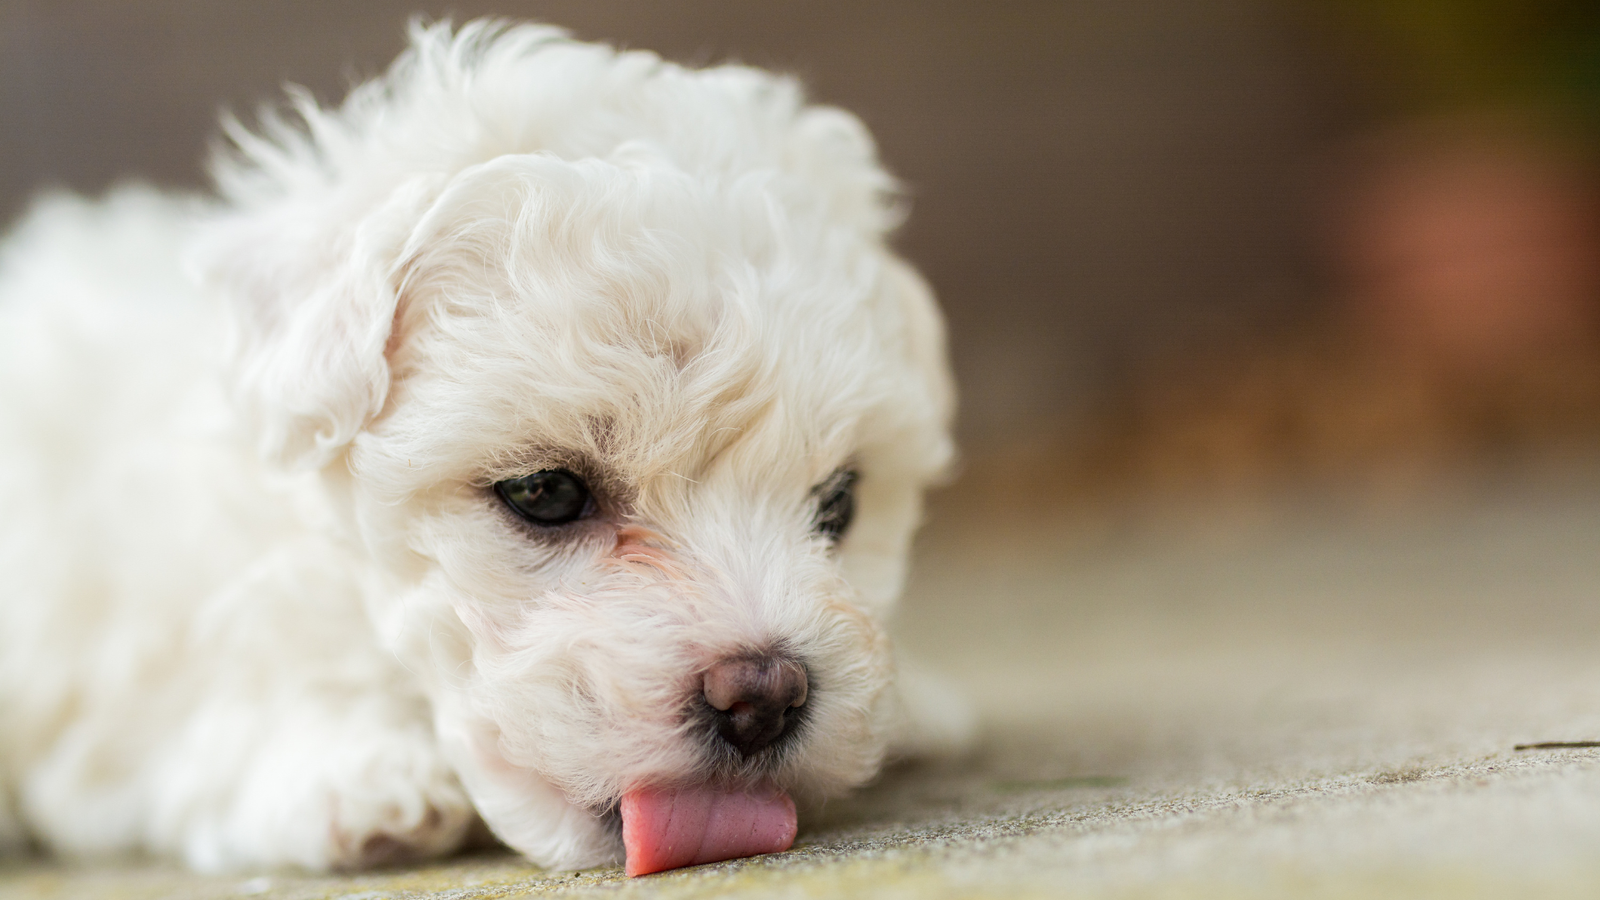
[0,22,965,873]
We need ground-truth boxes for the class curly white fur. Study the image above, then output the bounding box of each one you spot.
[0,20,966,872]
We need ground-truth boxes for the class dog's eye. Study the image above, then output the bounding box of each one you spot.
[495,470,593,526]
[811,468,859,542]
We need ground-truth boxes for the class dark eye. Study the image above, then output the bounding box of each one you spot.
[494,470,593,526]
[812,468,859,542]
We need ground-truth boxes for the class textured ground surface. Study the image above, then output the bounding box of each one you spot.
[5,465,1600,899]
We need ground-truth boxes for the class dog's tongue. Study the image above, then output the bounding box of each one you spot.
[620,783,797,876]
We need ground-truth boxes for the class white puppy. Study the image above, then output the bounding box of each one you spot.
[0,20,967,875]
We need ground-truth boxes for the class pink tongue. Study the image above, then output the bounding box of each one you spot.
[620,783,797,877]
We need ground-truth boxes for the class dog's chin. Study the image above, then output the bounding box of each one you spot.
[575,749,818,876]
[527,773,799,876]
[592,715,895,876]
[527,714,879,871]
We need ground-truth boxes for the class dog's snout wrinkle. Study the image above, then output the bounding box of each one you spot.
[609,526,685,578]
[702,654,808,757]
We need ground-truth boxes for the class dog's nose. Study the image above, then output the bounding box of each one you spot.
[702,653,808,757]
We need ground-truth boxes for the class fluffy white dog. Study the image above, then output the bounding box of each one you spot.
[0,20,967,875]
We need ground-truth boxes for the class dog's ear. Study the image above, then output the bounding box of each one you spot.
[190,118,445,471]
[781,101,906,238]
[783,102,956,474]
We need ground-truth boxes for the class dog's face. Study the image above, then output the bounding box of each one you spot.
[203,141,953,862]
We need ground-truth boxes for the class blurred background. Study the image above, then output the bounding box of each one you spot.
[3,0,1599,510]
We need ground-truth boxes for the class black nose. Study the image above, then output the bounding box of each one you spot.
[702,653,808,757]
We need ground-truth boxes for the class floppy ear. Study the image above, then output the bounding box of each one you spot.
[191,168,444,471]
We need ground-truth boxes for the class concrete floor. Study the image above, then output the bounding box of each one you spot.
[5,464,1600,899]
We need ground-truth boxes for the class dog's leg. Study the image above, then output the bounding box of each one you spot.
[148,689,477,871]
[123,542,479,872]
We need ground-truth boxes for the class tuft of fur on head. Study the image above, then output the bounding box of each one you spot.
[195,19,932,472]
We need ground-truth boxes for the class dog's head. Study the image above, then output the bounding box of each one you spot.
[194,22,953,867]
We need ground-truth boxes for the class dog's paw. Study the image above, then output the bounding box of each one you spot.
[320,734,478,871]
[171,711,477,872]
[887,653,978,760]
